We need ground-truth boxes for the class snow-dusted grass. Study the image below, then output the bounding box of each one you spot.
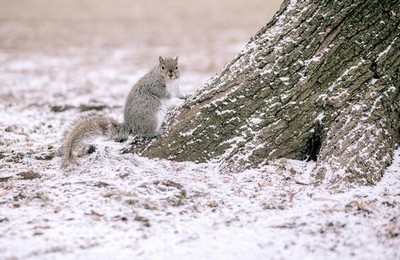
[0,54,399,258]
[1,129,399,259]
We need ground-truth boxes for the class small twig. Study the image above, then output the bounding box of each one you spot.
[293,178,310,185]
[288,188,304,203]
[312,197,339,202]
[269,224,296,229]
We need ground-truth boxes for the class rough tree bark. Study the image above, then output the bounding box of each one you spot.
[140,0,399,187]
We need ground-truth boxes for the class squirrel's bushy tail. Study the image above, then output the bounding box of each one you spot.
[61,113,121,167]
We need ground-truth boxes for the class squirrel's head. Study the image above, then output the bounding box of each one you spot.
[159,56,179,80]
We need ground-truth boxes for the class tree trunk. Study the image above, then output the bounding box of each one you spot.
[140,0,399,187]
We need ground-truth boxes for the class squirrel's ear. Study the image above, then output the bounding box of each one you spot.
[174,56,178,62]
[159,56,165,63]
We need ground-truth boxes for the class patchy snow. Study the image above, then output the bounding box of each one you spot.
[247,117,263,126]
[5,53,400,258]
[4,76,398,258]
[2,86,399,259]
[377,37,397,59]
[315,111,325,122]
[328,58,367,93]
[215,109,237,116]
[1,139,399,259]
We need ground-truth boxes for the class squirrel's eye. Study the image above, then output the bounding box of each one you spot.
[175,66,178,70]
[161,66,165,70]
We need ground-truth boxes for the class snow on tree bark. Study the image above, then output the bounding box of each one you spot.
[140,0,399,186]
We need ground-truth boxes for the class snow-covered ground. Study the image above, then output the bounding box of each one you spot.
[1,1,399,259]
[1,49,399,259]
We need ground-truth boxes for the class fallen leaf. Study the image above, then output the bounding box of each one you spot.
[0,189,8,196]
[288,192,295,203]
[387,222,399,237]
[91,214,101,221]
[54,206,62,213]
[80,242,93,249]
[221,177,231,183]
[33,228,44,236]
[208,200,218,208]
[356,201,372,213]
[17,171,41,180]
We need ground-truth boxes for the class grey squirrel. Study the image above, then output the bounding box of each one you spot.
[61,56,180,167]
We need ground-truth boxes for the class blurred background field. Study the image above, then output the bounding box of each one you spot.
[0,0,282,74]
